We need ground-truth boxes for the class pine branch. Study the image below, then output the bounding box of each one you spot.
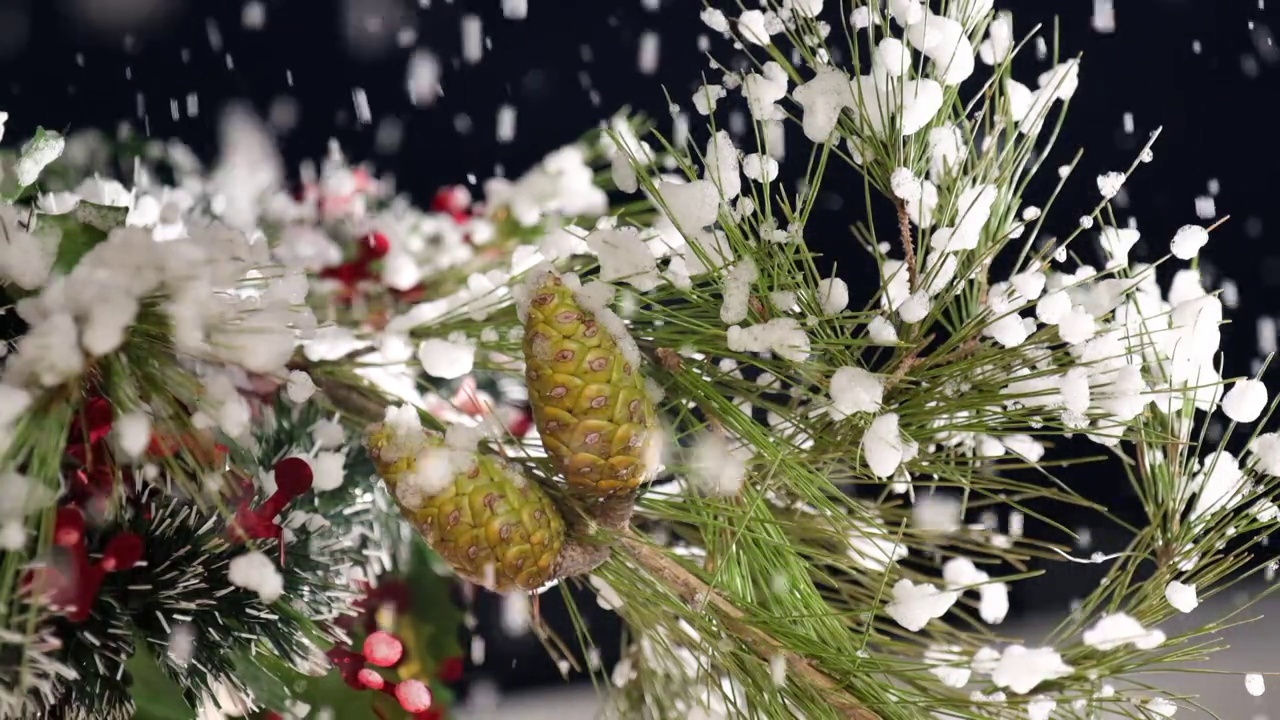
[621,532,881,720]
[894,200,918,292]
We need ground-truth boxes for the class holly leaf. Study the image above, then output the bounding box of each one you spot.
[235,652,403,720]
[74,200,130,232]
[127,644,197,720]
[52,222,107,275]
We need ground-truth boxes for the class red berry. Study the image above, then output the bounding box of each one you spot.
[361,231,391,259]
[54,508,85,547]
[394,680,432,713]
[273,457,314,496]
[431,186,472,217]
[362,631,404,667]
[101,533,144,572]
[356,668,385,690]
[437,655,464,684]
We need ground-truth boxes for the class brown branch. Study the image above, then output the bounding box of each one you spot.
[894,200,919,292]
[883,333,934,393]
[621,533,881,720]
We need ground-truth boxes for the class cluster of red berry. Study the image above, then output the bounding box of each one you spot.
[323,631,442,718]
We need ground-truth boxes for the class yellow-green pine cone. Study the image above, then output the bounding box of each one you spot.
[523,272,657,496]
[366,421,566,593]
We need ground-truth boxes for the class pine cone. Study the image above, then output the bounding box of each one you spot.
[367,423,566,593]
[523,272,658,497]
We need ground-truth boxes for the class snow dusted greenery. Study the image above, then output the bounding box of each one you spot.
[2,2,1279,720]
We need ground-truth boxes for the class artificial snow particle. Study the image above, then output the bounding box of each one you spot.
[461,15,484,64]
[637,31,660,75]
[898,291,931,323]
[726,318,811,362]
[742,63,789,120]
[885,579,960,631]
[1011,270,1046,301]
[611,153,638,193]
[700,8,730,33]
[786,0,823,17]
[931,184,997,251]
[742,153,779,182]
[1170,224,1210,260]
[406,49,443,106]
[849,6,875,29]
[904,13,975,85]
[588,574,625,611]
[586,226,661,292]
[228,551,285,603]
[1057,307,1097,345]
[1145,698,1177,717]
[1245,673,1265,697]
[0,471,55,551]
[889,0,925,25]
[1190,450,1247,521]
[1059,367,1091,415]
[862,412,905,477]
[704,130,742,200]
[912,494,962,533]
[286,370,316,403]
[418,337,476,379]
[829,366,884,418]
[1250,433,1280,476]
[1096,171,1126,199]
[242,1,266,29]
[1099,226,1140,267]
[874,37,911,78]
[867,315,899,345]
[310,451,347,492]
[989,646,1073,695]
[1082,613,1166,651]
[720,259,759,325]
[689,432,752,496]
[948,0,994,28]
[1163,580,1197,615]
[979,12,1014,65]
[738,10,771,45]
[793,67,855,141]
[656,180,721,230]
[1222,378,1268,423]
[816,277,849,314]
[692,84,727,116]
[16,130,65,187]
[890,167,923,202]
[501,0,528,20]
[0,224,55,291]
[496,104,517,144]
[924,646,970,688]
[900,79,945,135]
[113,412,152,460]
[1020,697,1057,720]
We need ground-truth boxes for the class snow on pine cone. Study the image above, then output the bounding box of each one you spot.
[523,271,657,497]
[366,421,566,593]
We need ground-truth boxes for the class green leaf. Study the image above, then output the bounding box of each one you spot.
[11,127,66,192]
[74,200,130,232]
[235,652,395,719]
[41,213,108,275]
[127,644,197,720]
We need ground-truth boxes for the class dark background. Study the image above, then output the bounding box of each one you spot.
[2,0,1277,698]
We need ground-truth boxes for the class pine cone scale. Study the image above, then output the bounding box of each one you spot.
[367,425,566,593]
[524,272,657,497]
